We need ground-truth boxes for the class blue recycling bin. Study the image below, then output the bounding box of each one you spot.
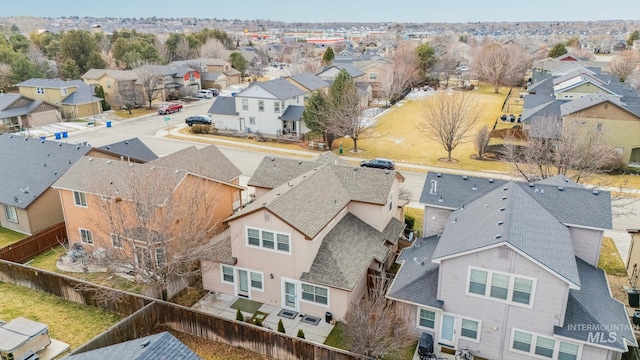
[54,132,61,140]
[39,136,46,140]
[62,131,68,138]
[106,121,112,128]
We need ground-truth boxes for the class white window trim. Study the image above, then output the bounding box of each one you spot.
[466,266,536,309]
[221,265,234,284]
[61,88,68,96]
[459,316,482,343]
[79,228,93,245]
[4,205,18,223]
[274,101,280,113]
[111,234,123,248]
[245,226,291,254]
[242,99,248,111]
[250,270,264,291]
[73,191,87,207]
[416,307,436,330]
[258,100,264,112]
[369,72,378,80]
[509,328,583,360]
[300,282,330,307]
[220,265,264,292]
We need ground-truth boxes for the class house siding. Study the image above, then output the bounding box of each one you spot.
[568,227,603,266]
[27,188,65,234]
[423,206,452,237]
[557,82,607,99]
[437,246,570,359]
[0,205,31,235]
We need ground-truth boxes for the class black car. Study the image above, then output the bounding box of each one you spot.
[360,158,395,170]
[185,115,212,126]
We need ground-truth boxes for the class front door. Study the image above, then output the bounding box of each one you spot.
[239,117,245,131]
[440,314,456,346]
[238,269,249,298]
[283,280,298,311]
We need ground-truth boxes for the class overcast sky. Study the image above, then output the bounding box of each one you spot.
[2,0,640,23]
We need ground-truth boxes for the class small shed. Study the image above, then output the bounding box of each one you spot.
[0,318,51,360]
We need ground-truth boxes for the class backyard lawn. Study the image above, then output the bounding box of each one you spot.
[0,226,27,248]
[0,281,121,349]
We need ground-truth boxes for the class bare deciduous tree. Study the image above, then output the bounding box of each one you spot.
[434,52,460,87]
[0,63,12,92]
[324,70,368,152]
[27,44,56,78]
[344,271,414,358]
[390,42,421,94]
[475,125,491,160]
[199,38,227,59]
[610,50,640,82]
[418,91,482,162]
[472,43,531,93]
[501,115,624,183]
[134,65,163,107]
[175,37,194,61]
[115,81,143,114]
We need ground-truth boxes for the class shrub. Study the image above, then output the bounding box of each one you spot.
[297,329,305,339]
[278,319,286,333]
[404,215,415,230]
[235,308,243,321]
[191,124,211,134]
[253,317,263,327]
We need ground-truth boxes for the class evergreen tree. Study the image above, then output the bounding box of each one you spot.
[415,42,436,77]
[627,30,640,46]
[297,329,305,339]
[229,52,247,76]
[235,308,244,321]
[548,43,568,58]
[10,56,44,84]
[277,319,286,333]
[322,46,335,65]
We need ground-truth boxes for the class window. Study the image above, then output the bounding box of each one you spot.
[535,337,555,358]
[460,319,479,340]
[369,73,378,80]
[189,73,195,82]
[4,206,18,223]
[467,267,536,307]
[469,269,487,295]
[302,283,328,305]
[73,191,87,207]
[418,308,435,329]
[106,81,112,89]
[274,101,280,113]
[222,265,234,283]
[513,331,532,352]
[490,273,509,300]
[242,99,248,110]
[558,342,579,360]
[251,272,263,290]
[61,88,68,96]
[512,277,533,304]
[80,228,94,245]
[249,117,256,125]
[111,234,123,248]
[36,87,44,94]
[595,122,604,132]
[246,227,290,253]
[258,100,264,111]
[155,248,165,267]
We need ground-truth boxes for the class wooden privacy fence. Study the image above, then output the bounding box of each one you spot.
[0,260,369,360]
[0,222,66,263]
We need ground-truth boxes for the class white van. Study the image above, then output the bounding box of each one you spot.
[196,90,214,99]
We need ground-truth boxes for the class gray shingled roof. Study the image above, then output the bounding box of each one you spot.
[247,78,305,100]
[289,73,329,91]
[0,94,49,119]
[300,212,391,290]
[65,331,201,360]
[387,236,443,309]
[201,72,221,81]
[432,182,581,287]
[533,175,582,189]
[148,145,242,183]
[208,96,238,116]
[280,105,305,121]
[0,134,90,209]
[97,138,158,163]
[560,92,629,117]
[247,157,320,189]
[312,152,348,166]
[53,157,186,204]
[319,63,366,78]
[61,87,102,105]
[420,172,612,230]
[82,69,138,82]
[17,78,86,88]
[554,257,637,351]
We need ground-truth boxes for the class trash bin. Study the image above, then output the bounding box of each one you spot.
[54,132,61,140]
[106,121,112,128]
[628,289,640,307]
[634,310,640,326]
[62,131,68,138]
[325,312,333,323]
[39,136,46,140]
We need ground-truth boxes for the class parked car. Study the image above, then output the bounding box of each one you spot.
[207,88,220,96]
[185,115,212,126]
[158,103,183,115]
[196,90,214,99]
[360,158,395,170]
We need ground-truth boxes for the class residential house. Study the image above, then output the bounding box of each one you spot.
[52,145,243,289]
[16,79,102,120]
[140,64,201,99]
[285,73,330,99]
[199,58,242,86]
[316,63,366,82]
[522,63,640,165]
[208,78,307,136]
[387,172,636,359]
[355,58,393,98]
[0,94,60,132]
[81,69,142,109]
[86,137,158,164]
[202,156,407,322]
[65,332,200,360]
[0,133,90,235]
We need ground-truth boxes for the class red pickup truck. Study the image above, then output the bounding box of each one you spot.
[158,103,183,114]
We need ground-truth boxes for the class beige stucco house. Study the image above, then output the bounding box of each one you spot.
[202,155,406,322]
[0,133,90,235]
[82,69,142,109]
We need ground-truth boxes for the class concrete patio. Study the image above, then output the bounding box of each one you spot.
[192,292,334,344]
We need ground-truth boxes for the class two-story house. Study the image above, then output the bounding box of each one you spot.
[139,65,201,99]
[0,133,90,235]
[202,156,406,321]
[51,145,243,294]
[0,94,60,131]
[387,173,636,359]
[82,69,142,108]
[208,78,308,136]
[16,79,102,120]
[285,73,330,101]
